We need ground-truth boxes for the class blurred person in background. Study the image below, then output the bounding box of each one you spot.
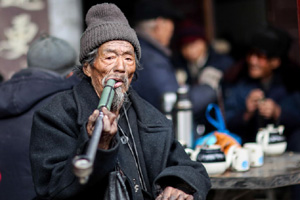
[223,25,300,200]
[131,0,182,109]
[223,26,300,150]
[0,34,80,200]
[173,19,234,134]
[131,1,228,144]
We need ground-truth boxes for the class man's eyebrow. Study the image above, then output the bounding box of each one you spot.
[102,49,134,56]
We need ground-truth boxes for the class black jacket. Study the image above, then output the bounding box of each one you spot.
[0,68,79,200]
[30,78,211,200]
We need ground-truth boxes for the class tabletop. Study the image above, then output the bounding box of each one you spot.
[210,151,300,189]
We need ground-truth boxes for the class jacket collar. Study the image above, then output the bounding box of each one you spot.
[73,78,99,125]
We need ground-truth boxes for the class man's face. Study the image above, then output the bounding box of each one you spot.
[83,40,136,103]
[156,18,175,47]
[246,52,280,80]
[181,39,206,63]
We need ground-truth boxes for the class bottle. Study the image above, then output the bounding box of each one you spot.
[161,92,177,121]
[173,86,193,148]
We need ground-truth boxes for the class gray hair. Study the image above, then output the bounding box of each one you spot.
[135,19,157,33]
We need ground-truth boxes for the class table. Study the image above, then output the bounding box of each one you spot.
[208,152,300,200]
[210,151,300,189]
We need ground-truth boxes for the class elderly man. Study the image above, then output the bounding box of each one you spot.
[30,3,211,200]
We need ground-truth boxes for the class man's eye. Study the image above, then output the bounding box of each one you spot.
[125,56,134,61]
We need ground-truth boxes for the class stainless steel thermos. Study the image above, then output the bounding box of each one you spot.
[173,86,193,148]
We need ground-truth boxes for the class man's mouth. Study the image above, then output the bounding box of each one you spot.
[249,65,261,71]
[114,81,123,88]
[106,77,124,88]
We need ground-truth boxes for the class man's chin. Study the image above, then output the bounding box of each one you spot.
[119,85,129,93]
[249,69,263,79]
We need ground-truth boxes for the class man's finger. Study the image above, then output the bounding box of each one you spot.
[186,194,194,200]
[88,110,99,124]
[162,186,173,197]
[102,115,111,132]
[87,109,100,135]
[177,194,185,200]
[102,107,117,124]
[155,194,163,200]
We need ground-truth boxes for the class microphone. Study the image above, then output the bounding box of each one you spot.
[73,79,116,184]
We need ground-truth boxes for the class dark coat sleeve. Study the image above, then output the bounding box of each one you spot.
[29,91,119,199]
[131,91,211,200]
[153,139,212,200]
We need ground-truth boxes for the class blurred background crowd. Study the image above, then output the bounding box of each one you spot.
[1,0,300,199]
[1,0,300,81]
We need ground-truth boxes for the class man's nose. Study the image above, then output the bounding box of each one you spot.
[114,57,126,73]
[248,54,259,65]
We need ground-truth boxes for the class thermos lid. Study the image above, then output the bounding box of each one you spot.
[177,86,189,100]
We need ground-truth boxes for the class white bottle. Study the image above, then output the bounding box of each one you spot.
[173,86,193,148]
[161,92,177,121]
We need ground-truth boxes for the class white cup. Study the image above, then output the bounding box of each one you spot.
[243,142,264,167]
[231,147,250,172]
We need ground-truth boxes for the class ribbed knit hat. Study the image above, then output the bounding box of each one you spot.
[27,34,76,75]
[80,3,141,63]
[177,19,206,48]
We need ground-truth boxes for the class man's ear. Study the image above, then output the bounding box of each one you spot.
[269,58,281,70]
[83,63,92,77]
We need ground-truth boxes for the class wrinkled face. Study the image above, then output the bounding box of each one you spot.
[246,52,280,80]
[83,40,136,99]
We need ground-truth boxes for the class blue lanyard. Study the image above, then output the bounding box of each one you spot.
[205,103,226,131]
[205,103,242,144]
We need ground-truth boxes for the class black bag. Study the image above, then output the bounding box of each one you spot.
[104,170,130,200]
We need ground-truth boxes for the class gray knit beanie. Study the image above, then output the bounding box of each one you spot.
[27,34,76,76]
[80,3,141,63]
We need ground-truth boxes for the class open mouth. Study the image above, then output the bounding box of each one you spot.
[106,77,124,88]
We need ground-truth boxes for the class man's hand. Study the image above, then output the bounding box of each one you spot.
[86,107,118,150]
[155,186,193,200]
[244,89,264,121]
[245,89,265,113]
[199,66,223,90]
[258,98,281,120]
